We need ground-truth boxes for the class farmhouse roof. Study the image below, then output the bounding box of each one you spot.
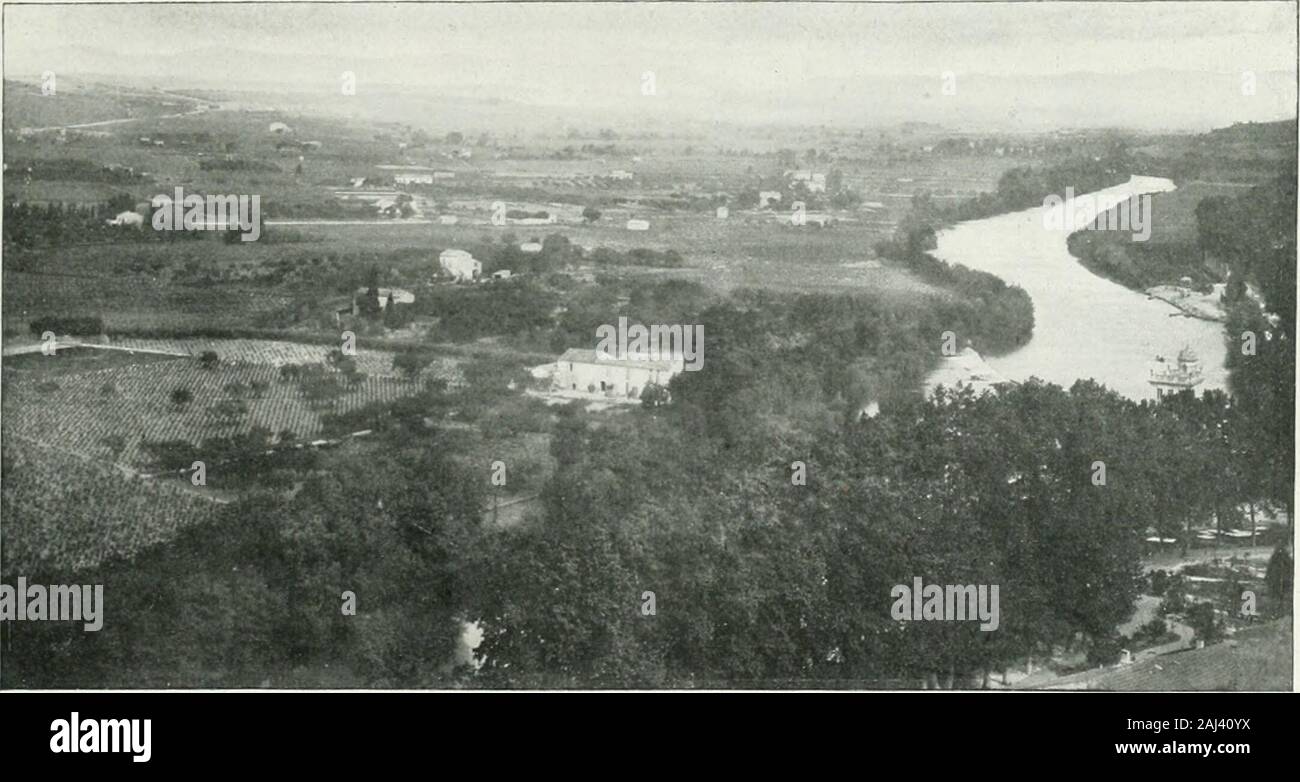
[557,348,680,372]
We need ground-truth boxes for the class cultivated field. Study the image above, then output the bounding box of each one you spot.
[1,435,223,574]
[2,340,458,467]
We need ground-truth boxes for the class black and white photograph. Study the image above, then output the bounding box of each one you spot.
[0,0,1295,717]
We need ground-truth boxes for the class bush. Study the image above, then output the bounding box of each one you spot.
[1086,634,1124,667]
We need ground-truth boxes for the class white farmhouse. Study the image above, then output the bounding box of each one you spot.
[439,249,481,282]
[626,219,650,231]
[520,242,543,254]
[554,348,684,399]
[106,211,144,228]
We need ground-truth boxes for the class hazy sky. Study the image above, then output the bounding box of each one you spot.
[5,1,1297,129]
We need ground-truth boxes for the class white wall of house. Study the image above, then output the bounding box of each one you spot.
[554,360,677,397]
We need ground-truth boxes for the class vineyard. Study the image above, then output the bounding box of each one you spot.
[2,354,440,466]
[105,338,453,379]
[1,436,222,574]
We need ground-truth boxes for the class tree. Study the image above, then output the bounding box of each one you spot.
[198,351,220,370]
[392,350,431,380]
[1186,602,1223,644]
[582,206,602,223]
[640,383,671,408]
[170,388,193,407]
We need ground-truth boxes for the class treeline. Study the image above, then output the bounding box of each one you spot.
[198,158,280,172]
[7,158,147,184]
[911,151,1132,224]
[465,379,1290,688]
[874,222,1035,355]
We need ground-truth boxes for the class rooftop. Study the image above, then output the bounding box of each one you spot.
[558,348,682,372]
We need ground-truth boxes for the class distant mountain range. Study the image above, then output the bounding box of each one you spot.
[6,44,1295,133]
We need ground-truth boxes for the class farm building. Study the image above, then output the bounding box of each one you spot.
[353,287,415,315]
[439,249,481,282]
[715,206,729,219]
[438,215,459,225]
[106,211,144,228]
[268,122,292,134]
[553,348,684,398]
[609,170,634,180]
[492,270,513,280]
[759,190,782,208]
[520,241,543,254]
[626,219,650,231]
[394,173,434,185]
[793,171,827,192]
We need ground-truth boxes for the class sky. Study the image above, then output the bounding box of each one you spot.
[4,1,1297,130]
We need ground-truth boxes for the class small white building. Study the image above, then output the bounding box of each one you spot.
[609,170,634,181]
[106,211,144,228]
[715,205,729,219]
[789,170,827,192]
[492,270,513,280]
[394,173,434,185]
[438,215,459,225]
[439,249,481,282]
[353,287,415,315]
[268,122,292,134]
[520,242,543,254]
[626,219,650,231]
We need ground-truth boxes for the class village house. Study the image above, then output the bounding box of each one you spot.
[106,211,145,228]
[520,241,543,254]
[553,348,685,399]
[788,170,827,192]
[626,218,650,231]
[352,287,415,315]
[758,190,783,208]
[394,172,434,185]
[439,248,481,282]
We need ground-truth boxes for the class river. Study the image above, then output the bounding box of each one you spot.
[929,175,1228,401]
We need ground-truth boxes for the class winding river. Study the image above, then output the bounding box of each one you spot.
[930,176,1228,401]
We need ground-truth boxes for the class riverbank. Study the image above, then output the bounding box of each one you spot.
[1145,283,1228,323]
[927,176,1229,401]
[924,346,1013,397]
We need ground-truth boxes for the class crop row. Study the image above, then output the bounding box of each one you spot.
[3,359,426,466]
[1,436,222,575]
